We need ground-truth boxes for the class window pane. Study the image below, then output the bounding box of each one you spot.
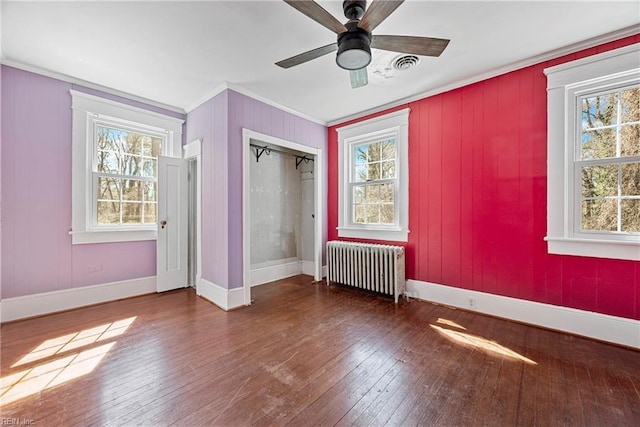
[142,159,157,178]
[123,133,143,156]
[365,185,380,203]
[97,201,120,224]
[621,199,640,232]
[354,186,365,204]
[367,162,381,180]
[581,164,618,198]
[142,136,163,157]
[97,177,120,201]
[122,155,141,176]
[354,164,368,182]
[122,179,142,201]
[582,199,617,231]
[144,182,157,202]
[367,142,381,162]
[581,129,616,159]
[380,204,394,224]
[581,93,617,129]
[97,151,119,174]
[354,145,368,165]
[382,139,396,160]
[121,202,142,224]
[381,160,395,179]
[365,205,379,223]
[621,162,640,196]
[354,205,366,224]
[380,183,394,203]
[620,124,639,157]
[621,87,640,123]
[143,202,157,224]
[96,127,119,151]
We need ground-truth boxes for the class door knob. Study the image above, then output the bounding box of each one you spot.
[160,220,167,229]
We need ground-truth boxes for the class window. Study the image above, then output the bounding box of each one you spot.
[545,44,640,260]
[71,91,183,244]
[578,86,639,233]
[95,123,163,226]
[337,109,409,241]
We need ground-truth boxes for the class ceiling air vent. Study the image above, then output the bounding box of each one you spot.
[392,55,420,71]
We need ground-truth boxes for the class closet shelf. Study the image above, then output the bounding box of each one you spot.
[250,143,314,169]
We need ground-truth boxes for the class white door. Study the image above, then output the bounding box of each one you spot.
[157,156,188,292]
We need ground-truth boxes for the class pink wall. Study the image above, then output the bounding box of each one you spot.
[1,66,185,299]
[328,36,640,320]
[186,89,327,289]
[184,90,230,287]
[227,90,327,288]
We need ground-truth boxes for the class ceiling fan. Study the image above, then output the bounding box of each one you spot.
[276,0,450,88]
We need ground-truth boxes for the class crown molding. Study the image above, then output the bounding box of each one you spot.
[1,59,186,116]
[184,81,327,126]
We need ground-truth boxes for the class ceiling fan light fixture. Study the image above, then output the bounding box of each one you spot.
[336,27,372,70]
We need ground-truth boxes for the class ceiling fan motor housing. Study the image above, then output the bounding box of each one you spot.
[336,21,372,70]
[343,0,367,20]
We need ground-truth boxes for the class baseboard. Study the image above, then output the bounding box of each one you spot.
[406,280,640,349]
[301,260,315,276]
[250,260,302,287]
[228,287,245,310]
[0,276,157,323]
[197,277,246,311]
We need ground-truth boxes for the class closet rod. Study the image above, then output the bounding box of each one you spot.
[250,143,314,169]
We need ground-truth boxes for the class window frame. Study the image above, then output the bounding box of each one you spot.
[544,44,640,260]
[70,90,184,245]
[337,108,409,242]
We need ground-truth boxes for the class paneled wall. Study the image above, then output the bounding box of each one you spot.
[1,66,185,299]
[328,36,640,320]
[184,90,230,288]
[186,89,327,289]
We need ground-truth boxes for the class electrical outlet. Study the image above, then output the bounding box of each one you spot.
[87,264,103,273]
[468,298,477,310]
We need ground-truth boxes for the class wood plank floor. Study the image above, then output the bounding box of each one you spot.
[1,275,638,426]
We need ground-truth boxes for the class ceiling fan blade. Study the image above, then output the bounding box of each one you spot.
[275,43,338,69]
[350,68,368,89]
[371,35,450,57]
[283,0,347,34]
[358,0,405,33]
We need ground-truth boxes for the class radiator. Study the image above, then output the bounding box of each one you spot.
[326,241,406,303]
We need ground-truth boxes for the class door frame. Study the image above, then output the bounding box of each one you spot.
[242,128,323,306]
[183,139,202,295]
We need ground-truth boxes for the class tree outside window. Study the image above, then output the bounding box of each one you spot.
[95,125,164,226]
[579,86,640,233]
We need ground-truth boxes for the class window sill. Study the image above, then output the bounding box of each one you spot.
[545,236,640,261]
[338,226,408,243]
[70,229,157,245]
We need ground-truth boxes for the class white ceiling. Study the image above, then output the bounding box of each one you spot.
[2,1,639,124]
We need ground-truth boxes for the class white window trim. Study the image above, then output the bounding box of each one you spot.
[544,44,640,261]
[336,108,409,242]
[70,90,184,244]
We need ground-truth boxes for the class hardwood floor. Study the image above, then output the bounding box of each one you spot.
[1,275,638,426]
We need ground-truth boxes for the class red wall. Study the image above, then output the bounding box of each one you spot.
[328,35,640,320]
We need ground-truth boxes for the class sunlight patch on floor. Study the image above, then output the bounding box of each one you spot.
[430,324,537,365]
[0,316,136,406]
[436,318,466,330]
[11,317,136,368]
